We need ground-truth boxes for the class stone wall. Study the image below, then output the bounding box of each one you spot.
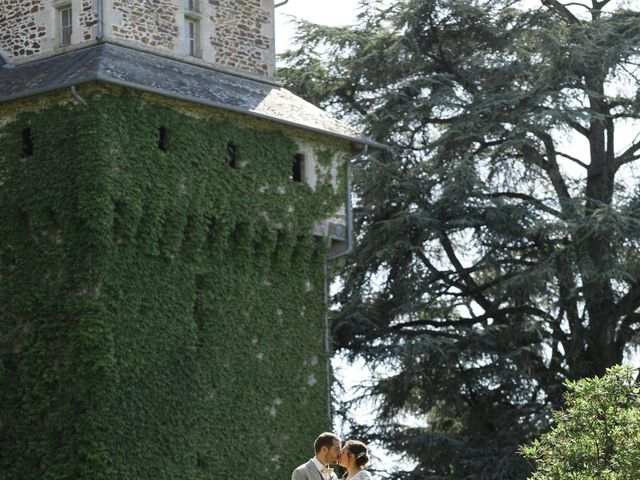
[1,0,276,78]
[110,0,179,49]
[210,0,274,77]
[107,0,276,77]
[0,0,46,58]
[0,0,97,61]
[80,0,98,41]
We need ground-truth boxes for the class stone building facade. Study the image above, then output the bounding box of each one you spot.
[0,0,47,57]
[0,0,276,77]
[0,1,382,477]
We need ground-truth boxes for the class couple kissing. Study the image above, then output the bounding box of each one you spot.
[292,432,374,480]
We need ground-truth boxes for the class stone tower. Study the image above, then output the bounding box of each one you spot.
[0,1,379,478]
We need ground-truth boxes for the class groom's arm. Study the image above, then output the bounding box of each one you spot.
[291,467,306,480]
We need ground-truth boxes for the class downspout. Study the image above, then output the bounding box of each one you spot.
[328,147,362,262]
[70,85,88,105]
[96,0,105,41]
[322,144,367,423]
[0,51,14,69]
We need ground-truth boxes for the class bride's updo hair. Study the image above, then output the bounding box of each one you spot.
[344,440,370,467]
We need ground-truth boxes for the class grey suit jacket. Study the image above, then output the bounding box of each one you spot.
[291,459,328,480]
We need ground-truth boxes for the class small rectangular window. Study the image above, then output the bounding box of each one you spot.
[185,18,199,57]
[158,126,168,151]
[292,154,304,182]
[227,142,237,169]
[22,128,33,157]
[59,6,72,47]
[184,0,199,12]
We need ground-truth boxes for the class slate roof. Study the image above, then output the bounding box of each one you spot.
[0,43,384,149]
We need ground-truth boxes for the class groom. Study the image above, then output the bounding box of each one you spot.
[291,432,341,480]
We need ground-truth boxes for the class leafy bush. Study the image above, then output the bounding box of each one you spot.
[522,365,640,479]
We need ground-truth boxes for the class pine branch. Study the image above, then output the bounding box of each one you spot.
[615,141,640,170]
[592,0,614,9]
[555,260,585,361]
[415,250,466,292]
[536,106,590,138]
[569,122,591,139]
[556,151,589,170]
[389,316,487,330]
[522,135,574,214]
[563,2,591,10]
[615,312,640,353]
[388,306,556,334]
[488,191,564,218]
[540,0,581,24]
[393,328,462,340]
[615,283,640,323]
[611,112,640,120]
[438,233,496,312]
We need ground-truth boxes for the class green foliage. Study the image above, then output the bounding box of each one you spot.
[0,92,342,479]
[280,0,640,479]
[522,365,640,480]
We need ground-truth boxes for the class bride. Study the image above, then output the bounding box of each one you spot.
[338,440,374,480]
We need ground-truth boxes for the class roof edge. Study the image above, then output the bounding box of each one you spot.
[0,77,387,150]
[95,74,386,150]
[0,43,387,151]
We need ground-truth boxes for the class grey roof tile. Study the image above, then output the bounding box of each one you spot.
[0,43,383,149]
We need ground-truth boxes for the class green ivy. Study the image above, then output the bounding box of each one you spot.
[0,92,344,479]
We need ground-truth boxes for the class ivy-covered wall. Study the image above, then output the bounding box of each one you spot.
[0,92,343,479]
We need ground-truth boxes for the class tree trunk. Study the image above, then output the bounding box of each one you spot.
[580,77,620,377]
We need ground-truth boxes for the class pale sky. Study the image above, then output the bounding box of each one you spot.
[274,0,363,54]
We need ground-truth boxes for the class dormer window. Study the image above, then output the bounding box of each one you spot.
[182,0,201,57]
[58,5,72,47]
[184,0,200,12]
[184,18,200,57]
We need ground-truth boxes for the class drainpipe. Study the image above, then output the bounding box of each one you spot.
[322,144,368,424]
[96,0,105,41]
[0,51,13,68]
[70,85,87,105]
[327,147,364,262]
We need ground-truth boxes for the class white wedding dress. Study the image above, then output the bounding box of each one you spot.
[347,470,374,480]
